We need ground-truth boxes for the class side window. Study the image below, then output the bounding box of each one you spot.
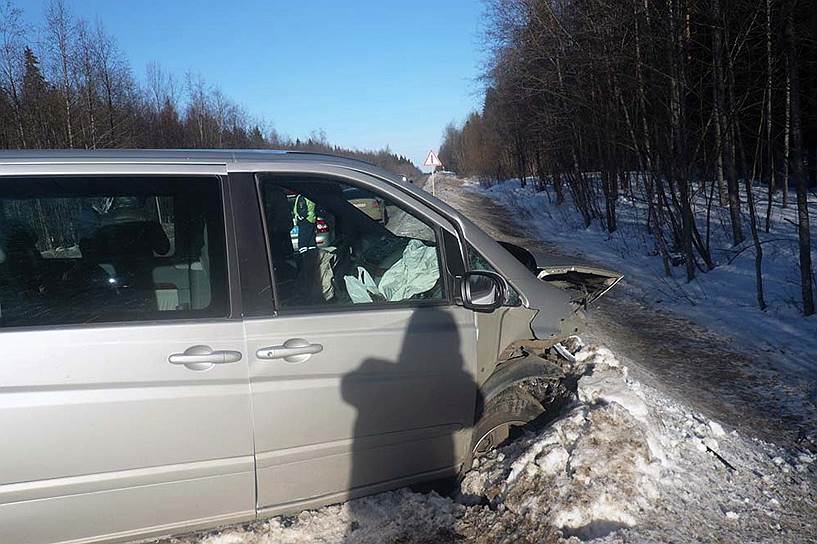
[259,176,445,310]
[0,176,228,328]
[467,243,522,306]
[433,229,523,308]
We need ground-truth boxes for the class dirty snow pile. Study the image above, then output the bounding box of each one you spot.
[457,344,816,543]
[457,345,664,540]
[157,344,816,544]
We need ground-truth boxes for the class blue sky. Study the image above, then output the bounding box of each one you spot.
[21,0,486,168]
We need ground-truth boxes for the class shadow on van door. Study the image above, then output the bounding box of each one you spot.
[340,307,481,541]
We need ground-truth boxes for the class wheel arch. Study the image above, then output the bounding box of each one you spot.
[476,353,564,416]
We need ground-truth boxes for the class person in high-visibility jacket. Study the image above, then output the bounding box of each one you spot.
[293,194,317,252]
[292,193,321,304]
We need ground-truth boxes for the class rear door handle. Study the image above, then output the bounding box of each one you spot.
[169,345,243,371]
[256,338,323,363]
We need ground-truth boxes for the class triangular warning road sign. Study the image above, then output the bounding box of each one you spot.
[424,150,443,168]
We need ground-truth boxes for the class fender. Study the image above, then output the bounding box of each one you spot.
[478,353,564,405]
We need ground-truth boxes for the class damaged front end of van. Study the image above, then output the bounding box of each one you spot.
[467,241,622,461]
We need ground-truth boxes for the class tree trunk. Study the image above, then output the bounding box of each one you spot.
[710,4,727,207]
[633,1,658,234]
[104,76,115,144]
[748,107,768,310]
[764,0,775,233]
[746,176,767,310]
[712,100,728,206]
[85,84,96,149]
[783,56,791,208]
[553,170,565,205]
[670,0,695,281]
[713,0,744,246]
[786,8,814,316]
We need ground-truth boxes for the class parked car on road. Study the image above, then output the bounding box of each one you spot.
[0,150,620,544]
[342,186,388,224]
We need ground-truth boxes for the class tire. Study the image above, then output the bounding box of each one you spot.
[464,389,545,472]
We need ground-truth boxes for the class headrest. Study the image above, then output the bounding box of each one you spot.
[84,221,170,260]
[0,222,41,263]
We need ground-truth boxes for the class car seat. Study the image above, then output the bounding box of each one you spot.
[0,223,46,320]
[83,201,170,313]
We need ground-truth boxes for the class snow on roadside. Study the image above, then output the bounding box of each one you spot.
[155,342,816,544]
[469,179,817,424]
[459,343,816,543]
[165,490,462,544]
[460,348,663,539]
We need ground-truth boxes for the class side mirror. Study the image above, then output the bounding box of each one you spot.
[460,270,507,313]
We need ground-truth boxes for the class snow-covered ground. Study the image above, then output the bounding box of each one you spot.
[470,177,817,394]
[156,342,816,544]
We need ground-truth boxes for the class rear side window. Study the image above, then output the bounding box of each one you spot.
[0,176,228,328]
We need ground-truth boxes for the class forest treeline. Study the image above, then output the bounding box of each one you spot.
[0,0,420,179]
[440,0,817,316]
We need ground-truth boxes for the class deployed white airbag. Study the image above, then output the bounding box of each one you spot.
[344,239,440,304]
[344,266,379,304]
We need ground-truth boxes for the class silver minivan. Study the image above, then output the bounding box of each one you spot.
[0,150,619,544]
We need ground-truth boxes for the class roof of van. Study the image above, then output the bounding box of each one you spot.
[0,149,377,167]
[0,149,409,183]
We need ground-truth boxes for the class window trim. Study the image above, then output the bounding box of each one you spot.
[440,228,466,305]
[254,172,455,315]
[221,174,242,320]
[0,174,235,332]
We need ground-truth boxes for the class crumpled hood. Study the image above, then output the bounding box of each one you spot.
[521,248,623,307]
[536,264,623,307]
[495,243,622,340]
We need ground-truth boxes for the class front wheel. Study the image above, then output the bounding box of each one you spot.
[465,389,545,471]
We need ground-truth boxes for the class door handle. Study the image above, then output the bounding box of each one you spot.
[169,345,243,371]
[256,338,323,363]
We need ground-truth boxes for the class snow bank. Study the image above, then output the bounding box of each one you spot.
[459,345,666,539]
[456,343,817,543]
[166,490,463,544]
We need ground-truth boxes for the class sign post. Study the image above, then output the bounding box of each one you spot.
[423,150,443,196]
